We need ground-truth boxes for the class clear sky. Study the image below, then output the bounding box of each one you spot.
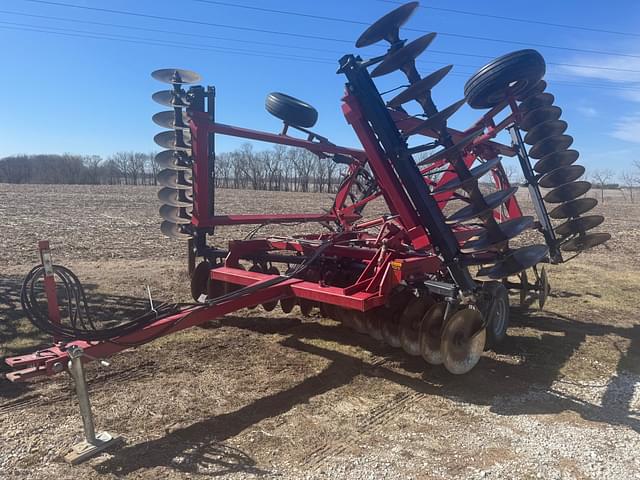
[1,0,640,177]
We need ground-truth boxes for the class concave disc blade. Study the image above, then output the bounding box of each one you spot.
[538,266,549,310]
[404,98,466,137]
[529,134,573,159]
[441,308,485,375]
[398,295,434,356]
[152,110,191,130]
[555,214,604,238]
[432,157,500,193]
[446,187,518,224]
[158,187,193,207]
[155,150,192,171]
[419,302,447,365]
[524,119,568,145]
[152,90,190,108]
[158,169,192,189]
[160,204,192,224]
[418,128,483,167]
[519,92,555,113]
[520,105,562,131]
[154,130,191,151]
[543,180,592,204]
[387,64,453,107]
[476,244,549,280]
[461,216,534,253]
[262,265,280,311]
[515,79,546,101]
[561,232,611,252]
[372,33,437,78]
[364,309,384,340]
[356,1,419,47]
[549,197,598,219]
[161,220,191,239]
[534,149,579,174]
[538,164,585,189]
[151,68,201,85]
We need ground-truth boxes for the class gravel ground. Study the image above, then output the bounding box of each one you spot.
[1,184,639,479]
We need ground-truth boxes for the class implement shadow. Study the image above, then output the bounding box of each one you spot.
[95,303,640,476]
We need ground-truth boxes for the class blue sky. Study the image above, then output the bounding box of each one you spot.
[1,0,640,178]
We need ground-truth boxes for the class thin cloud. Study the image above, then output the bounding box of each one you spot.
[610,114,640,143]
[577,106,598,117]
[558,56,640,83]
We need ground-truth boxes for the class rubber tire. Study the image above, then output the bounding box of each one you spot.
[464,49,546,109]
[483,283,510,348]
[265,92,318,128]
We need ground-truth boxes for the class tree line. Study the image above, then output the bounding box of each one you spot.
[1,147,639,201]
[0,144,348,193]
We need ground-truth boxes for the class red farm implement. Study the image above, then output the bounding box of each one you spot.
[5,1,610,463]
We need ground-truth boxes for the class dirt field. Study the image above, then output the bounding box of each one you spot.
[1,184,639,480]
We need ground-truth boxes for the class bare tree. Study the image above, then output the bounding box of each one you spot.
[592,168,614,203]
[621,170,636,202]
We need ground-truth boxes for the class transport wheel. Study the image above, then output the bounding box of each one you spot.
[441,308,486,375]
[418,302,447,365]
[464,49,546,109]
[399,295,434,356]
[190,260,211,301]
[265,92,318,128]
[482,283,510,349]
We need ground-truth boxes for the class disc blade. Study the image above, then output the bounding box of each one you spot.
[515,79,547,100]
[524,119,568,145]
[417,128,483,167]
[404,98,466,137]
[356,1,419,47]
[152,90,190,108]
[529,134,574,159]
[155,150,192,171]
[519,92,555,113]
[154,130,191,151]
[538,164,585,189]
[554,214,604,238]
[534,149,579,174]
[461,216,534,253]
[447,187,518,224]
[543,180,592,204]
[476,244,549,280]
[441,308,485,375]
[158,187,193,207]
[364,310,384,340]
[520,105,562,131]
[399,296,434,356]
[157,169,192,189]
[387,64,453,107]
[151,68,201,85]
[549,197,598,219]
[432,157,500,193]
[152,110,191,130]
[561,232,611,252]
[538,266,550,310]
[372,33,437,78]
[419,302,447,365]
[160,204,192,224]
[161,220,191,239]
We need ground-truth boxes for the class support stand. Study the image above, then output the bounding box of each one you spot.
[64,346,120,464]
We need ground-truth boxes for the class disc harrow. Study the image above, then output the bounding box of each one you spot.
[8,2,612,399]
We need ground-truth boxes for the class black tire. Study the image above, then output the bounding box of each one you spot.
[481,282,510,348]
[265,92,318,128]
[464,50,546,109]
